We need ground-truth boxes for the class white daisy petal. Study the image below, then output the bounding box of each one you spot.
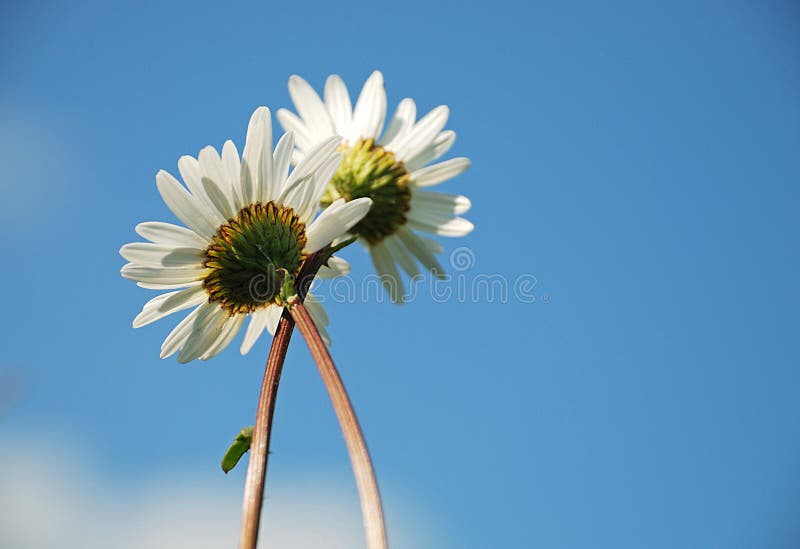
[380,98,417,147]
[410,157,471,188]
[120,243,204,267]
[137,280,203,290]
[316,255,350,279]
[200,314,245,360]
[390,105,449,162]
[313,151,343,201]
[406,210,474,237]
[289,74,335,140]
[305,293,330,326]
[304,197,372,253]
[264,306,283,335]
[155,170,218,239]
[396,226,445,277]
[198,147,236,219]
[240,308,270,355]
[318,326,331,346]
[195,147,225,195]
[121,264,207,285]
[315,267,339,279]
[347,70,386,142]
[279,136,341,216]
[258,113,275,203]
[324,74,353,135]
[279,173,314,215]
[300,152,342,223]
[160,305,203,359]
[178,155,226,225]
[284,135,342,189]
[410,191,472,215]
[133,286,207,328]
[415,232,444,255]
[178,304,228,363]
[276,108,313,153]
[384,235,420,277]
[370,241,404,304]
[305,293,331,345]
[292,179,317,220]
[290,149,304,166]
[404,130,456,172]
[271,131,295,199]
[135,221,208,248]
[221,140,244,211]
[241,107,270,204]
[202,176,235,222]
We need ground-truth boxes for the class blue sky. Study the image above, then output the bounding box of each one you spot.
[1,1,799,547]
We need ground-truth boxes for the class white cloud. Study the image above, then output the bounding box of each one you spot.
[0,103,68,226]
[0,434,438,549]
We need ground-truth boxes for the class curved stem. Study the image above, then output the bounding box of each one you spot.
[238,310,293,549]
[289,301,388,549]
[238,252,328,549]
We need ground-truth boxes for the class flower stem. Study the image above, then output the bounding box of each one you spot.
[289,300,389,549]
[238,252,328,549]
[238,309,293,549]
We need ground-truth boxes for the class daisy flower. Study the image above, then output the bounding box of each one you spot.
[120,107,372,363]
[276,70,473,303]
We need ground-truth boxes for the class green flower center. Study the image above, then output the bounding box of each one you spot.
[322,138,411,245]
[203,202,307,314]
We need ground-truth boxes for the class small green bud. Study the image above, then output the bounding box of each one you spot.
[277,268,297,305]
[221,426,254,474]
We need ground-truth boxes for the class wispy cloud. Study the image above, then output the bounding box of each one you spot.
[0,434,438,548]
[0,103,68,227]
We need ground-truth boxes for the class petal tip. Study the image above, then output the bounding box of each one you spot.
[250,106,271,123]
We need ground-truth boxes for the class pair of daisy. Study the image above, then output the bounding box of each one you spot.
[121,71,473,362]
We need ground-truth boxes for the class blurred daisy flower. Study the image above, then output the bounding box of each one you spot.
[277,70,473,303]
[120,107,371,362]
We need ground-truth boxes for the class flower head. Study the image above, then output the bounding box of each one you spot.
[277,71,473,303]
[120,107,371,362]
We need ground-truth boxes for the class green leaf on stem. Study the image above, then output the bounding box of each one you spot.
[222,426,254,474]
[277,267,297,305]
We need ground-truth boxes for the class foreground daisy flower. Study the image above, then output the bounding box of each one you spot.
[120,107,371,363]
[277,70,473,303]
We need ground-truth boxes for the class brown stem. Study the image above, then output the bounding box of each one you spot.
[238,252,328,549]
[289,301,388,549]
[238,310,293,549]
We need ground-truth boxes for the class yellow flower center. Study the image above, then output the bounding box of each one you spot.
[322,138,411,244]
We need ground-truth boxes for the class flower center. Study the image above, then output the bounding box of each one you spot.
[322,138,411,245]
[203,202,307,314]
